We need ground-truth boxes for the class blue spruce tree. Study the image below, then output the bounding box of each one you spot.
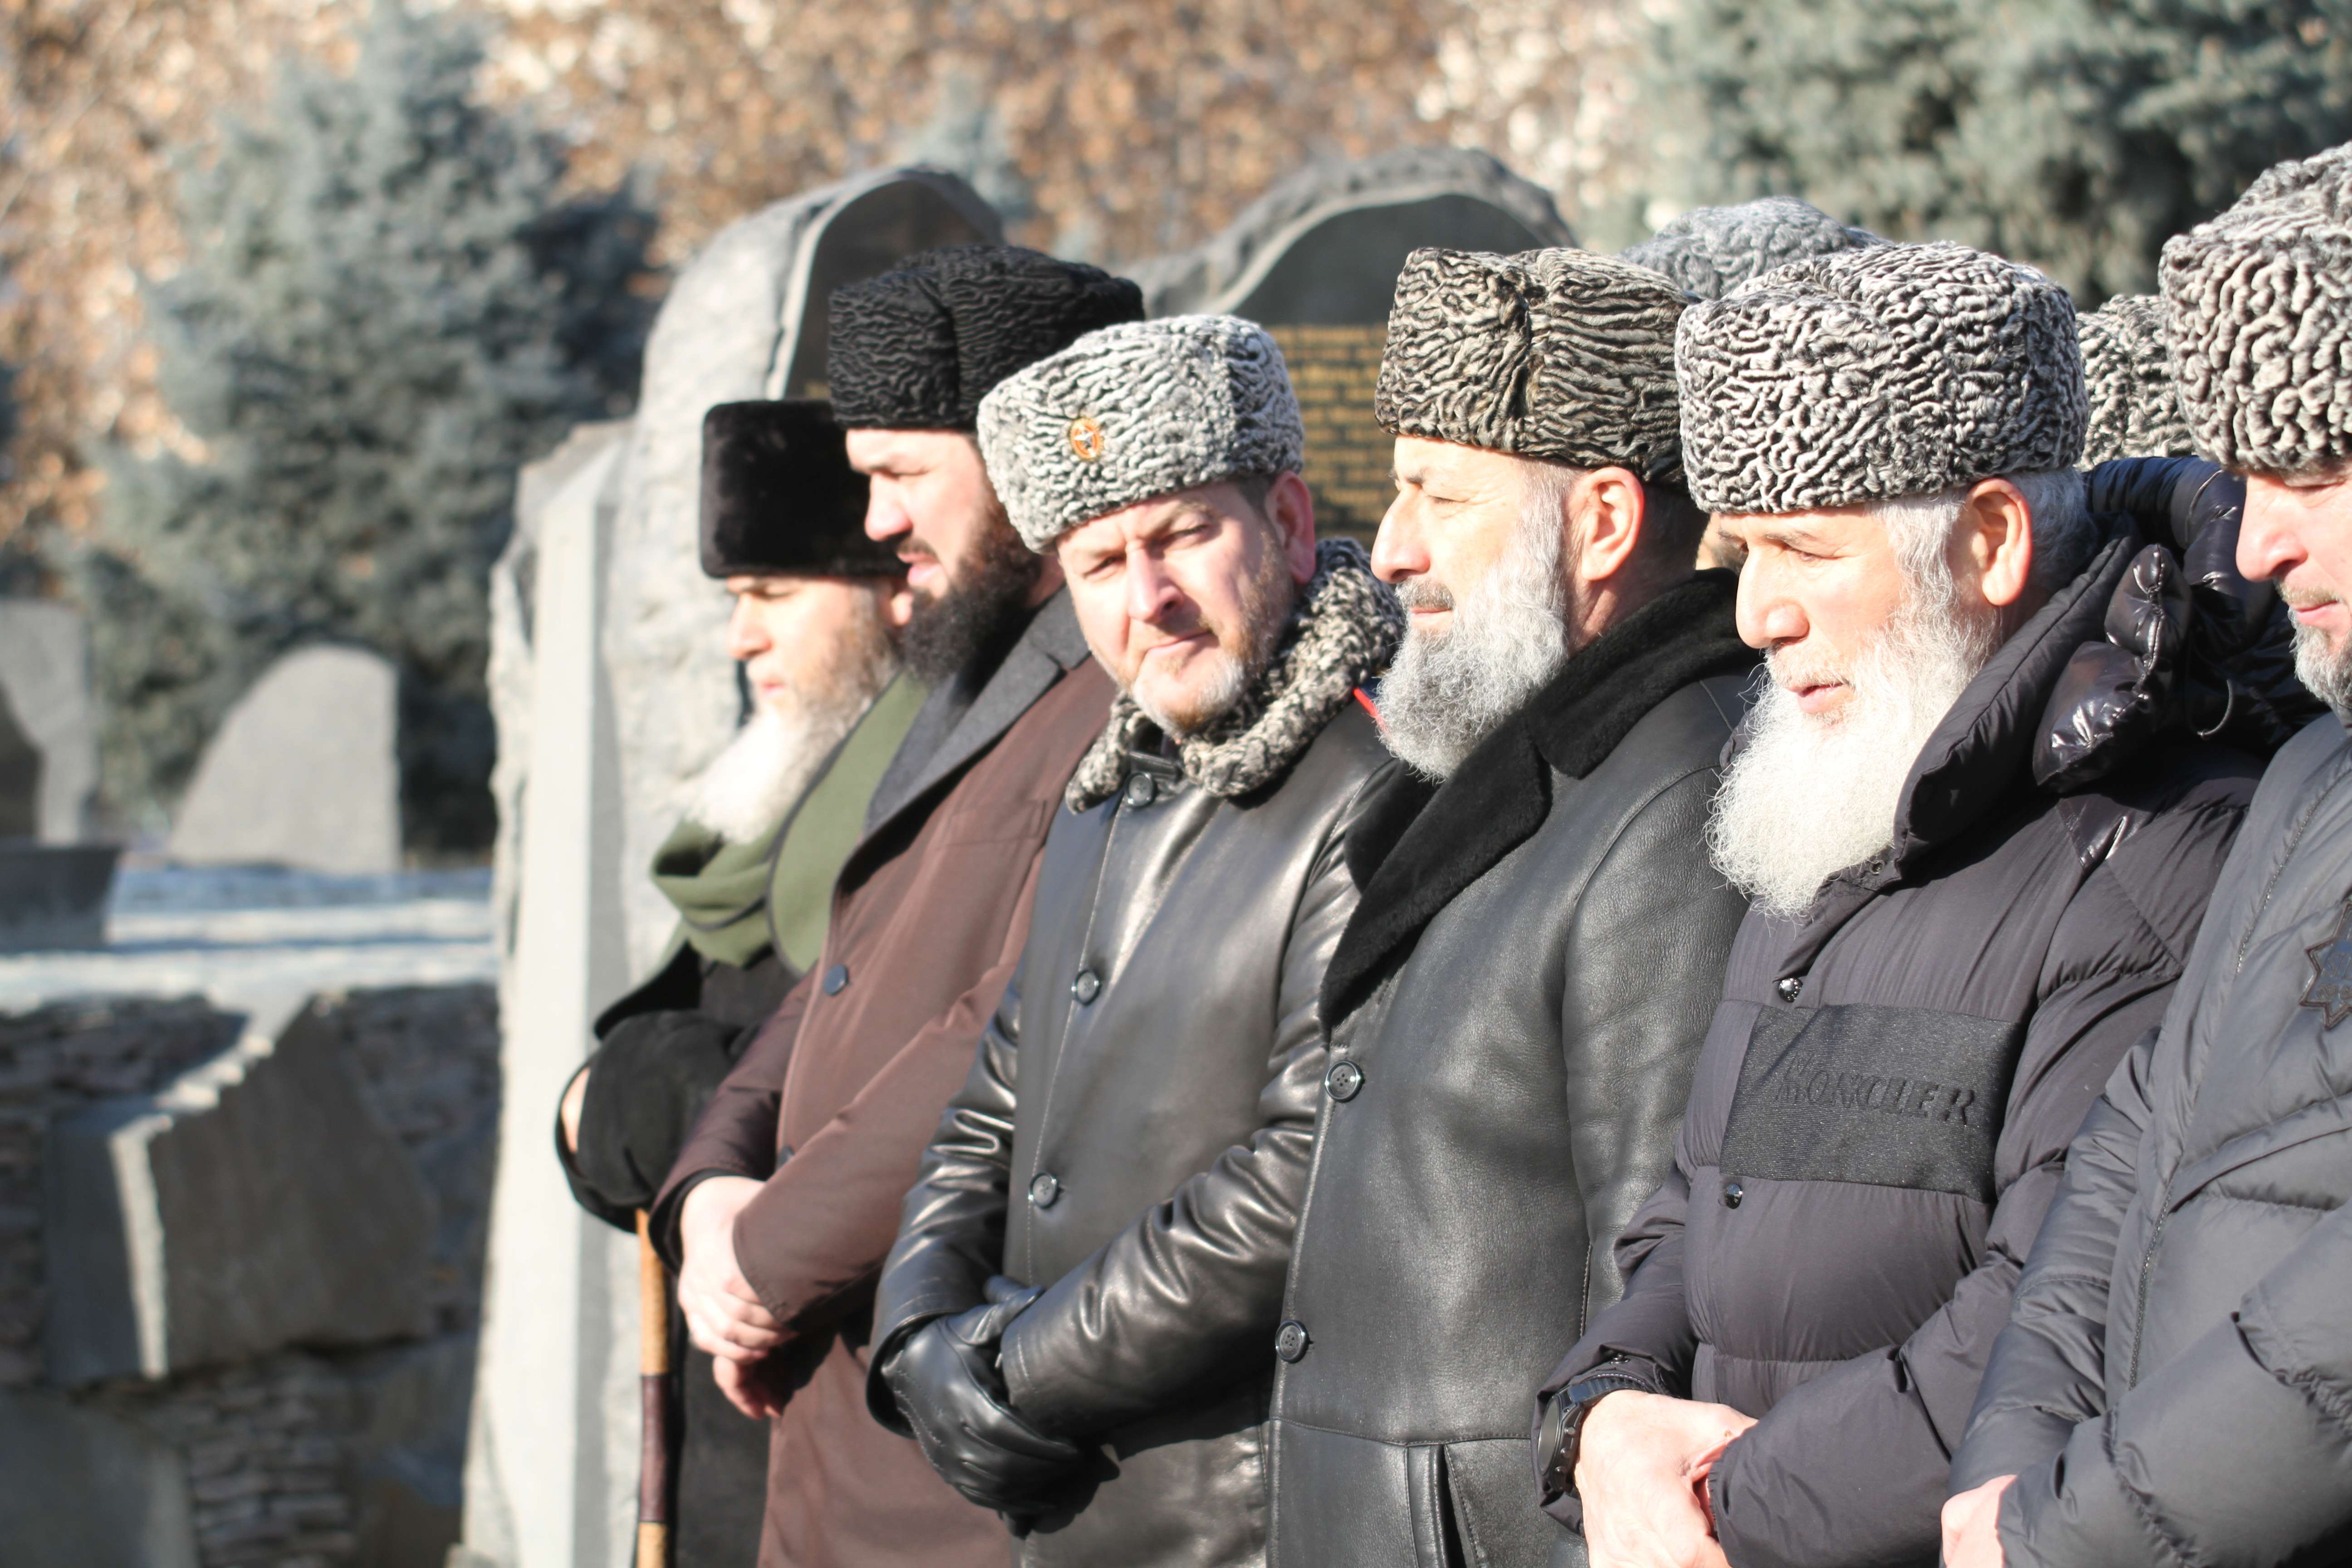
[1651,0,2352,301]
[81,0,655,848]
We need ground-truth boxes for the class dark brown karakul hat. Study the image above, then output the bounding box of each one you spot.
[826,244,1147,432]
[698,400,901,580]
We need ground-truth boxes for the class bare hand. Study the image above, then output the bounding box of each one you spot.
[677,1176,784,1364]
[558,1064,589,1154]
[1941,1475,2014,1568]
[1578,1390,1758,1568]
[713,1352,784,1420]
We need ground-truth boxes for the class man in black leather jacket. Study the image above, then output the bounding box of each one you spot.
[1266,247,1754,1568]
[868,315,1400,1568]
[1944,139,2352,1568]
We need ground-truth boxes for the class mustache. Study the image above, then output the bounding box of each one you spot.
[2281,583,2342,611]
[1394,578,1454,613]
[1765,647,1848,691]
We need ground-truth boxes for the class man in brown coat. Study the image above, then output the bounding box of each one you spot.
[650,245,1141,1568]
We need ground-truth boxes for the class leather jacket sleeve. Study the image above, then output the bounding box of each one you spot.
[990,802,1360,1438]
[1992,1198,2352,1567]
[1950,1034,2158,1493]
[1707,818,2220,1568]
[1562,765,1746,1331]
[866,979,1026,1431]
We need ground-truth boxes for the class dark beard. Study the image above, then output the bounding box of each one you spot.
[901,524,1046,686]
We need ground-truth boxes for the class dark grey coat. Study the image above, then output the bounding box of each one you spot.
[1953,711,2352,1566]
[1543,536,2261,1568]
[870,700,1390,1568]
[1270,574,1758,1568]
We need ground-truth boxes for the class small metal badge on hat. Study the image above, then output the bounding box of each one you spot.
[1068,415,1106,462]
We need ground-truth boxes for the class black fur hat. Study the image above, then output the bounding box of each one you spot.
[698,400,900,579]
[826,244,1146,431]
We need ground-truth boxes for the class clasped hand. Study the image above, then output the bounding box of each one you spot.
[884,1277,1087,1515]
[1576,1390,1757,1568]
[676,1175,789,1417]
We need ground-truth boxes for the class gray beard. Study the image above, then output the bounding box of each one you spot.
[1378,502,1572,780]
[1707,593,2002,921]
[2293,620,2352,718]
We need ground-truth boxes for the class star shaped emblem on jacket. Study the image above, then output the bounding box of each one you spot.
[2301,893,2352,1029]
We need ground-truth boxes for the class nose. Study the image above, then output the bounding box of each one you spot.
[1126,547,1184,624]
[1370,495,1426,585]
[1735,558,1807,651]
[865,483,911,544]
[725,595,767,662]
[2237,476,2304,586]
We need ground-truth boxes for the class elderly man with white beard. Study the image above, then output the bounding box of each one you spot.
[1262,245,1757,1568]
[555,399,916,1566]
[1542,242,2264,1568]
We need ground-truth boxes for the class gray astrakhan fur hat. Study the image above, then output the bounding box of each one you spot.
[2078,294,2196,466]
[2162,141,2352,475]
[1373,246,1688,483]
[976,315,1305,552]
[1677,241,2087,514]
[1620,196,1884,302]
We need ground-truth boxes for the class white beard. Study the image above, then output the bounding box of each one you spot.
[688,624,897,844]
[1379,496,1572,780]
[1708,593,2002,921]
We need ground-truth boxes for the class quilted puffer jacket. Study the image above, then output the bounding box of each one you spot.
[1540,460,2304,1568]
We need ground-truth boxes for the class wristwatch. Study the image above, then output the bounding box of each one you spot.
[1537,1359,1654,1503]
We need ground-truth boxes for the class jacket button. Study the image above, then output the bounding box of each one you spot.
[1723,1179,1744,1209]
[1124,774,1157,808]
[1274,1320,1309,1362]
[1070,967,1102,1004]
[1325,1060,1363,1101]
[1776,976,1803,1003]
[1029,1171,1061,1208]
[823,964,849,996]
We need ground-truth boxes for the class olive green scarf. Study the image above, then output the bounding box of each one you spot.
[648,673,926,972]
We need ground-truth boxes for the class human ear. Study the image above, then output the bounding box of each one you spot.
[1963,479,2034,609]
[1576,467,1647,585]
[1268,471,1319,583]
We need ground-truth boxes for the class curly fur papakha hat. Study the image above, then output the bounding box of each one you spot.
[1373,246,1689,483]
[2162,142,2352,475]
[827,244,1145,432]
[2078,294,2196,466]
[977,315,1305,552]
[1620,196,1884,302]
[1677,241,2087,514]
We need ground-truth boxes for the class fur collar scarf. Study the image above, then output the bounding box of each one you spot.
[1066,539,1401,811]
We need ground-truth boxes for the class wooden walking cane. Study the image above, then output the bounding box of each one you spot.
[637,1210,676,1568]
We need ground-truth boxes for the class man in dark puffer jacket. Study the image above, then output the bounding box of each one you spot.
[1945,140,2352,1568]
[1541,243,2264,1568]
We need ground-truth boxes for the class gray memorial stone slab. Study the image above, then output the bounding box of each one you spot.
[43,994,433,1386]
[464,167,1001,1568]
[0,679,36,839]
[0,600,100,843]
[168,645,402,874]
[604,166,998,973]
[0,1387,199,1568]
[1133,147,1573,538]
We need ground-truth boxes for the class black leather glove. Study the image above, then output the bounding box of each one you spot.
[882,1278,1087,1514]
